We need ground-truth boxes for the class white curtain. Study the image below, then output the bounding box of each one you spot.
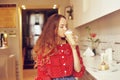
[29,13,44,47]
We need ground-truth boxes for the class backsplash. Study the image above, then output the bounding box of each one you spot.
[75,9,120,61]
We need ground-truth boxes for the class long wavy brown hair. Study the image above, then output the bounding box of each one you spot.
[33,14,66,57]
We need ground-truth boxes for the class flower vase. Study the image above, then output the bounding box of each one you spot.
[92,48,96,56]
[91,41,100,56]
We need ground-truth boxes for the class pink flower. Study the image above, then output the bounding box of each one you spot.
[90,33,96,38]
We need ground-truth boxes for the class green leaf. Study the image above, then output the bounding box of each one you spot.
[95,39,100,43]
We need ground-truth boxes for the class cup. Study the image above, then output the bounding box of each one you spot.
[64,30,76,45]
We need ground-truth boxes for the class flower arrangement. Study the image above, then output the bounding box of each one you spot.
[85,26,100,49]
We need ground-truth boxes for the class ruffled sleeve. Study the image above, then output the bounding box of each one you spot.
[73,45,85,77]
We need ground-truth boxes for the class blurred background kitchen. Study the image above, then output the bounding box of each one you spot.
[0,0,120,80]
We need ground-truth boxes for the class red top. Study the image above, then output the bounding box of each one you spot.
[35,43,85,80]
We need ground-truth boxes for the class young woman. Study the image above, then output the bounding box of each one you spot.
[33,14,85,80]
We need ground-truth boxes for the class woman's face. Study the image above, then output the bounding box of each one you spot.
[57,18,67,38]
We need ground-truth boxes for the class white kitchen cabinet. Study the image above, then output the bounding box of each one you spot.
[72,0,120,27]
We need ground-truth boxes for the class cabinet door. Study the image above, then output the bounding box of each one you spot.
[0,55,8,80]
[0,54,16,80]
[73,0,120,27]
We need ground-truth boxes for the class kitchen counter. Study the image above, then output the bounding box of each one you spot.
[83,55,120,80]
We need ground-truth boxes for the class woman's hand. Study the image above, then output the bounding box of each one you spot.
[73,34,79,45]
